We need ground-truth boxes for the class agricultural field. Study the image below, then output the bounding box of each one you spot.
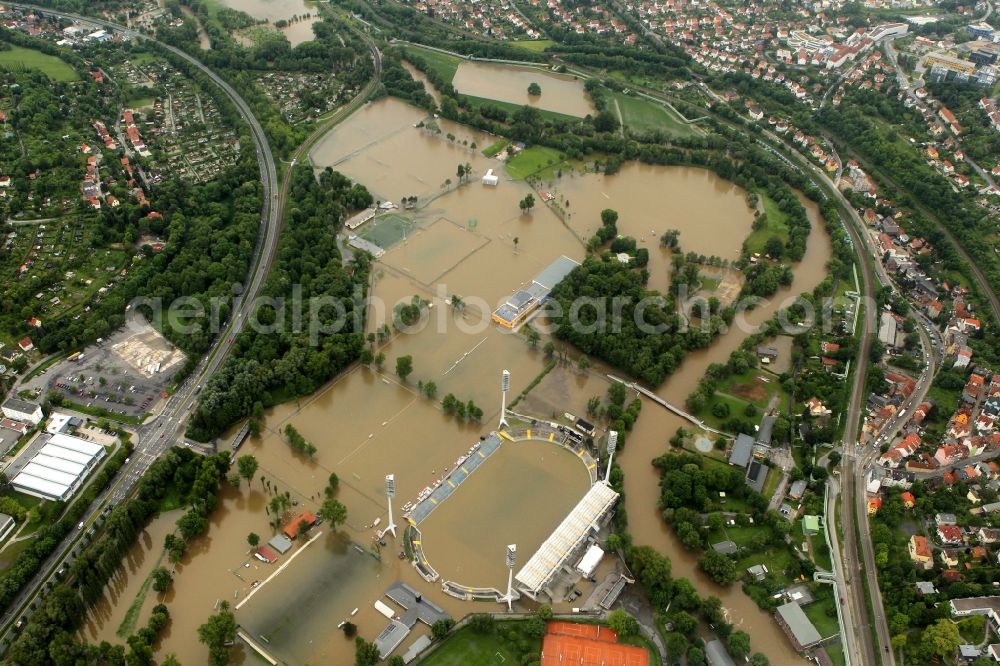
[406,46,460,84]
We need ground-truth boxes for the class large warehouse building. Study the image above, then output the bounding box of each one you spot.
[11,431,106,501]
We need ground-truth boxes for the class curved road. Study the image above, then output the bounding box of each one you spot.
[0,2,284,647]
[0,4,385,645]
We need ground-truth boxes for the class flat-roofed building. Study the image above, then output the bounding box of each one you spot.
[0,513,15,542]
[492,255,579,328]
[1,398,42,426]
[10,432,106,501]
[775,601,823,651]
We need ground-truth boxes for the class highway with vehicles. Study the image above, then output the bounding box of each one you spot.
[0,3,380,648]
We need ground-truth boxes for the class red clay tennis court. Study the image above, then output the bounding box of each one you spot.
[541,622,649,666]
[546,621,619,643]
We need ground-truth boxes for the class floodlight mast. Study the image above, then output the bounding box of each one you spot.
[504,544,517,611]
[604,431,618,484]
[384,474,397,539]
[499,369,510,428]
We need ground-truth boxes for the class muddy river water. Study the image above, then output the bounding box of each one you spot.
[84,96,829,664]
[216,0,318,47]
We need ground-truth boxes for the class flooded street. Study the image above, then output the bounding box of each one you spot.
[91,96,831,665]
[451,61,594,117]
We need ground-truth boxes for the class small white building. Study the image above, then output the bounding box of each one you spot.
[1,398,42,426]
[482,169,499,186]
[575,543,604,578]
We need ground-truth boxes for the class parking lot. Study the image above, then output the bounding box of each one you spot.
[21,321,184,420]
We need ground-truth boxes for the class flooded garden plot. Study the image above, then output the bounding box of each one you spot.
[310,99,493,203]
[451,61,595,118]
[540,163,756,294]
[381,217,490,285]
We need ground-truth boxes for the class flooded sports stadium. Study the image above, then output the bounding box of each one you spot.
[80,95,830,665]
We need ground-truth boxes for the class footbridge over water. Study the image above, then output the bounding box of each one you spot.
[607,374,735,438]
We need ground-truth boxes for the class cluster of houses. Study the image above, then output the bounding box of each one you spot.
[621,0,907,91]
[405,0,545,41]
[906,511,1000,577]
[532,0,634,44]
[121,110,151,159]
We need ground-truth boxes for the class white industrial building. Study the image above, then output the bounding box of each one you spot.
[482,169,499,186]
[515,481,619,600]
[11,432,106,501]
[1,398,43,426]
[0,514,14,542]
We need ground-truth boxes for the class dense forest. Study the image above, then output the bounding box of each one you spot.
[186,166,372,440]
[547,256,726,386]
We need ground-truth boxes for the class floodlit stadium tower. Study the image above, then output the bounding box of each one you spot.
[499,369,510,428]
[385,473,397,539]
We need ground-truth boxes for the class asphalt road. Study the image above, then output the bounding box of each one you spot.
[0,4,385,647]
[0,3,281,646]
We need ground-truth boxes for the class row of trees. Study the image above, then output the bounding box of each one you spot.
[5,447,221,663]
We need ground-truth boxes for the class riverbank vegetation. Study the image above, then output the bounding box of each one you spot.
[547,255,727,386]
[5,448,228,664]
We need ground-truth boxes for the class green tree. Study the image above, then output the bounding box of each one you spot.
[237,455,258,487]
[395,355,413,382]
[388,657,405,666]
[526,328,541,347]
[607,608,638,637]
[922,619,961,659]
[247,532,259,548]
[319,498,348,530]
[469,613,495,633]
[354,637,381,666]
[528,82,541,96]
[726,630,751,660]
[423,381,438,399]
[748,654,771,666]
[197,601,236,666]
[151,567,172,593]
[431,618,454,639]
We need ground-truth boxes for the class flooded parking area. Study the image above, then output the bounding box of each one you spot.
[451,61,594,118]
[88,96,835,665]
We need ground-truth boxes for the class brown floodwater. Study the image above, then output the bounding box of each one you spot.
[80,509,181,644]
[419,439,590,589]
[402,61,442,107]
[538,163,756,294]
[451,61,594,118]
[86,98,831,664]
[216,0,318,46]
[178,5,211,50]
